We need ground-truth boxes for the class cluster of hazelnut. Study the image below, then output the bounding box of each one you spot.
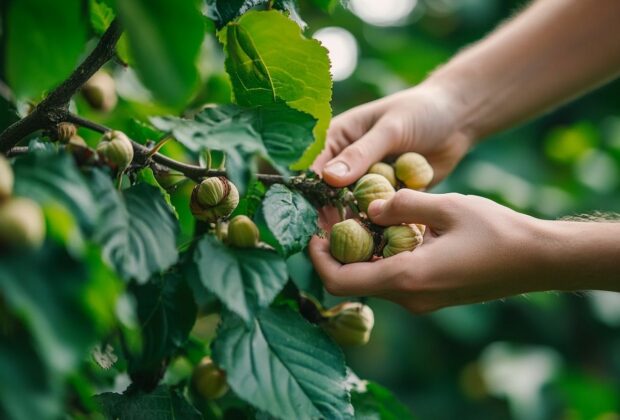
[0,155,46,250]
[190,177,261,249]
[330,152,433,264]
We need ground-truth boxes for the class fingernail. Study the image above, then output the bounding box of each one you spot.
[368,199,386,218]
[324,161,349,178]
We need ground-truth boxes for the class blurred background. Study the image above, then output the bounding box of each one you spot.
[306,0,620,418]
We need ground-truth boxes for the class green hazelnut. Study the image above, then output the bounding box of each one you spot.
[192,356,229,400]
[56,122,77,143]
[382,224,423,258]
[190,177,239,223]
[227,215,259,248]
[82,70,118,112]
[96,131,134,171]
[330,219,374,264]
[353,174,396,213]
[322,302,375,346]
[394,152,434,190]
[368,162,397,187]
[0,154,14,202]
[0,198,45,249]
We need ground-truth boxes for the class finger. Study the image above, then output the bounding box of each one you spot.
[312,106,380,174]
[322,118,397,187]
[367,189,454,227]
[308,236,407,296]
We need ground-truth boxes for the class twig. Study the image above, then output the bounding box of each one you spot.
[0,19,122,152]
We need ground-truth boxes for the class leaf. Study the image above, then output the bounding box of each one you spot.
[286,252,324,301]
[309,0,341,12]
[257,184,318,257]
[220,10,332,169]
[151,103,315,192]
[212,307,354,420]
[5,0,87,100]
[90,171,179,283]
[0,329,62,420]
[231,180,266,219]
[13,152,98,236]
[205,0,305,29]
[192,235,287,323]
[89,0,115,35]
[351,382,414,420]
[96,386,201,420]
[128,271,197,374]
[113,0,205,107]
[0,244,112,374]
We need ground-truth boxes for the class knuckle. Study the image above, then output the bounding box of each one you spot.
[436,193,464,214]
[389,189,414,214]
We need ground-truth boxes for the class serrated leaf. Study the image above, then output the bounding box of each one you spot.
[90,171,179,283]
[213,307,353,420]
[96,386,201,420]
[89,0,115,34]
[6,0,87,100]
[257,184,318,257]
[128,271,197,375]
[151,103,315,193]
[206,0,306,28]
[13,152,97,237]
[113,0,205,107]
[192,235,287,323]
[220,10,332,169]
[351,382,414,420]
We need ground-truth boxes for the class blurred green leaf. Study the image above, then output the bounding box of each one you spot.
[6,0,87,100]
[351,381,414,420]
[97,386,202,419]
[113,0,205,107]
[89,0,115,35]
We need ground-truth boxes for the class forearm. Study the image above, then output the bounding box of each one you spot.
[425,0,620,142]
[533,219,620,292]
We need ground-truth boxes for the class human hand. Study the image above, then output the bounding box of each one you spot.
[313,84,472,188]
[309,190,553,313]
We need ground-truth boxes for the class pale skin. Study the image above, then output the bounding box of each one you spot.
[309,0,620,313]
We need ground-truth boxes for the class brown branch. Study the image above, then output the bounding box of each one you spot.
[0,19,122,153]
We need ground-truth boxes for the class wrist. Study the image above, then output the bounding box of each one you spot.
[530,218,620,292]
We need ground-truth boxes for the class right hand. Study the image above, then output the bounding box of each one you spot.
[313,83,474,188]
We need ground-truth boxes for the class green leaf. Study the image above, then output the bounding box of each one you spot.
[151,103,315,193]
[0,244,109,374]
[96,386,202,419]
[212,307,354,419]
[90,171,179,283]
[309,0,341,12]
[192,235,287,323]
[286,252,324,301]
[231,180,266,219]
[13,152,97,236]
[113,0,205,107]
[128,271,197,375]
[351,382,414,420]
[220,10,332,169]
[257,184,318,257]
[89,0,115,35]
[206,0,305,29]
[5,0,87,100]
[0,329,62,420]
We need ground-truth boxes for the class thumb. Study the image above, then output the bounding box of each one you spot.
[322,119,395,187]
[367,190,451,227]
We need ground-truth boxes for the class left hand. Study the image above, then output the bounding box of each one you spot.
[309,189,553,314]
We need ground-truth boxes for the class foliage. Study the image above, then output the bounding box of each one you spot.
[0,1,407,419]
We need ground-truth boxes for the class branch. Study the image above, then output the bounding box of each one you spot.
[0,19,122,153]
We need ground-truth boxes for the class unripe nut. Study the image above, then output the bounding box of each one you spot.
[382,224,423,258]
[190,177,239,223]
[394,152,434,190]
[322,302,375,346]
[329,219,374,264]
[353,174,396,213]
[56,123,77,143]
[0,198,46,249]
[96,131,134,171]
[227,215,259,248]
[0,154,14,201]
[368,162,396,187]
[192,356,229,400]
[82,71,117,112]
